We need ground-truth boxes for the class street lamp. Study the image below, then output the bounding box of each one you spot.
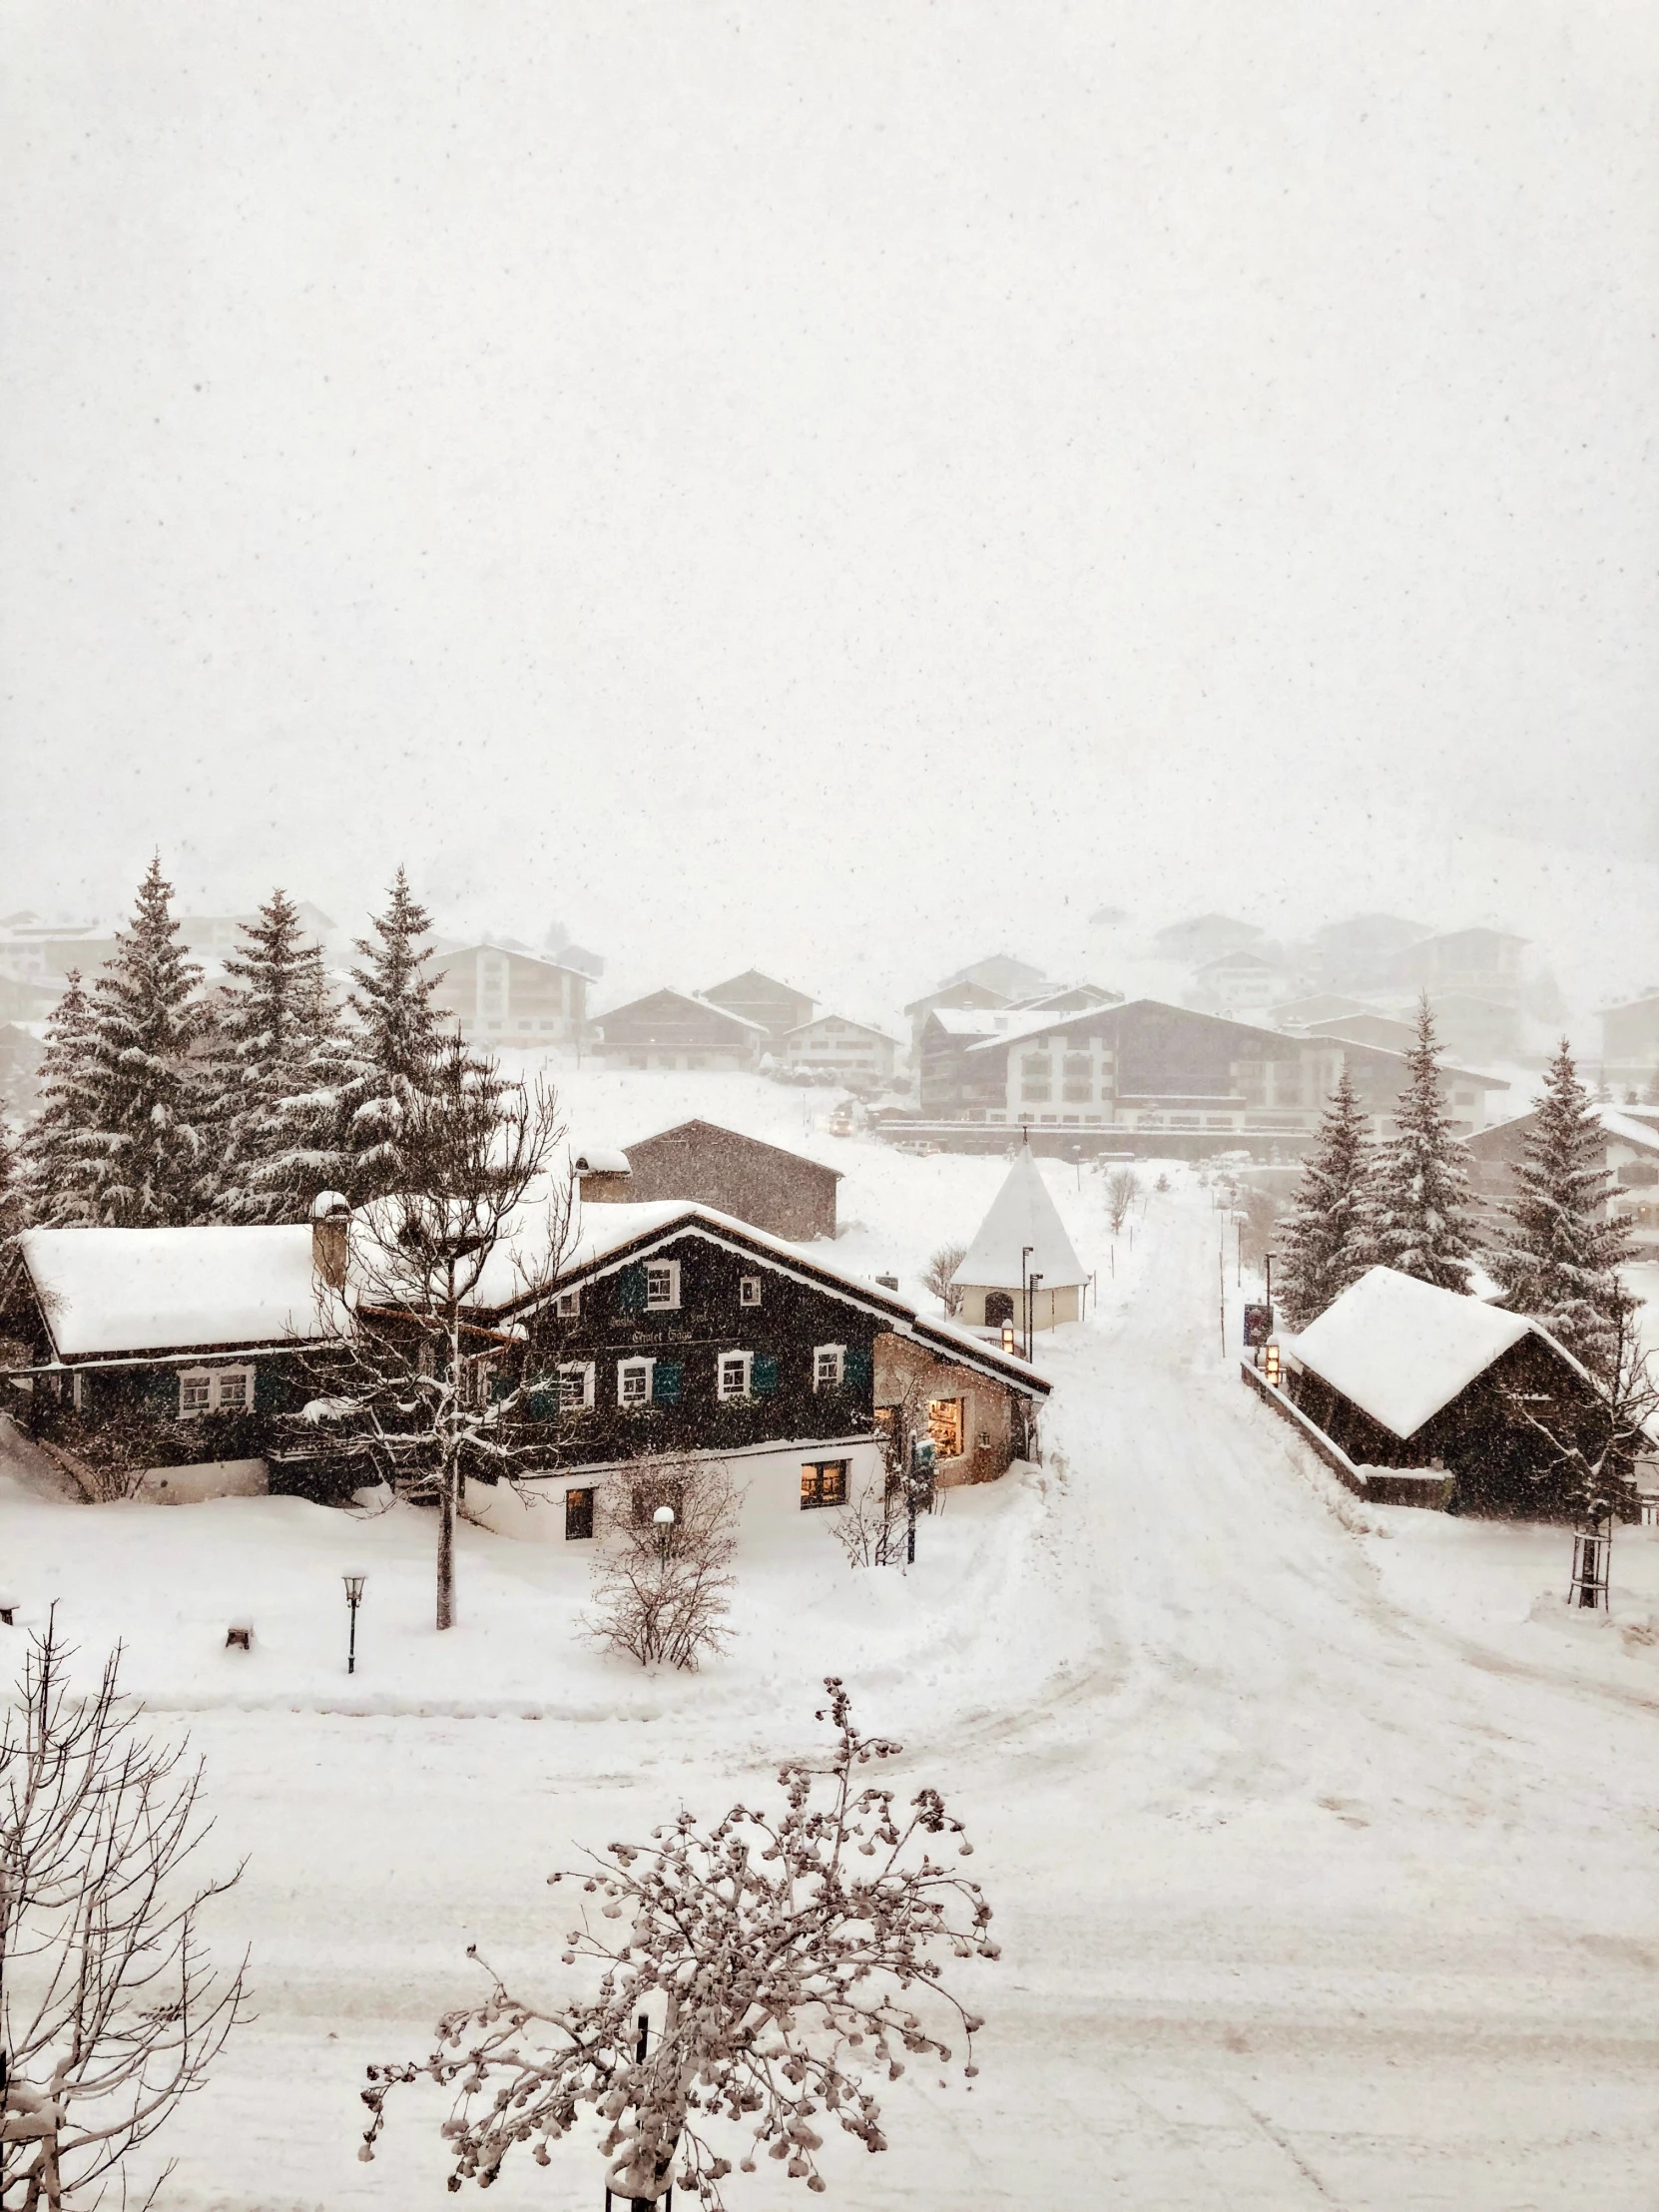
[654,1504,676,1567]
[1026,1273,1043,1361]
[342,1573,366,1675]
[1020,1245,1034,1361]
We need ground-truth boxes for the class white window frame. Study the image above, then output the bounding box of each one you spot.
[717,1349,755,1401]
[178,1364,255,1419]
[740,1275,763,1308]
[645,1259,682,1311]
[554,1286,581,1319]
[813,1344,846,1392]
[557,1361,596,1411]
[617,1357,657,1408]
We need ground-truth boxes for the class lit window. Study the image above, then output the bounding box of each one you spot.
[555,1286,580,1318]
[557,1362,595,1411]
[618,1358,655,1406]
[801,1459,848,1510]
[718,1350,754,1400]
[740,1276,762,1308]
[814,1345,845,1391]
[645,1261,681,1310]
[928,1397,964,1458]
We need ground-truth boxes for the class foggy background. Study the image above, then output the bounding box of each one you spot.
[3,2,1656,1021]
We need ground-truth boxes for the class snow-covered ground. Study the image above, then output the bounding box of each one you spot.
[5,1073,1659,2208]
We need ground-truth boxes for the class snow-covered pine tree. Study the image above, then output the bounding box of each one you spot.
[17,970,101,1224]
[1371,993,1478,1293]
[79,858,211,1226]
[1486,1039,1634,1377]
[335,868,447,1202]
[0,1118,24,1243]
[1275,1063,1377,1330]
[208,889,333,1222]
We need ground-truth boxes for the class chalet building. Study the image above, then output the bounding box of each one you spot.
[1186,948,1288,1017]
[1391,927,1526,1003]
[937,953,1048,1000]
[0,1218,344,1501]
[0,973,60,1023]
[1599,992,1659,1094]
[950,1148,1088,1332]
[1463,1104,1659,1260]
[1006,981,1122,1017]
[580,1119,841,1242]
[178,904,339,961]
[1267,992,1373,1033]
[902,978,1010,1058]
[594,989,768,1071]
[1420,991,1522,1067]
[917,998,1507,1145]
[1307,914,1427,992]
[1151,915,1263,966]
[429,943,589,1045]
[1282,1267,1611,1517]
[0,931,120,986]
[480,1202,1051,1532]
[1304,1012,1418,1054]
[782,1015,899,1091]
[702,970,817,1044]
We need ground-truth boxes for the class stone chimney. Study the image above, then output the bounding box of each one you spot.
[310,1190,350,1289]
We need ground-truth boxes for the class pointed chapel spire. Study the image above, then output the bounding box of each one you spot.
[952,1144,1088,1292]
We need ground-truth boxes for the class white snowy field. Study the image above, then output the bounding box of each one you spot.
[6,1072,1659,2209]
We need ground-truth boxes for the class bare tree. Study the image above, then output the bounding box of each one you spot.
[921,1243,966,1319]
[295,1033,575,1631]
[832,1370,938,1569]
[1504,1309,1659,1526]
[1103,1168,1140,1235]
[828,1472,904,1569]
[584,1457,740,1670]
[358,1679,996,2205]
[1,1620,248,2212]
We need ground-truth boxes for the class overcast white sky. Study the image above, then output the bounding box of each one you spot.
[2,3,1656,1015]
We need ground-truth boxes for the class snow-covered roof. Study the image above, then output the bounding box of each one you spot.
[572,1145,632,1175]
[488,1199,1050,1395]
[951,1149,1089,1291]
[927,1007,1055,1041]
[594,988,773,1034]
[1599,1108,1659,1156]
[1288,1267,1589,1440]
[20,1226,336,1360]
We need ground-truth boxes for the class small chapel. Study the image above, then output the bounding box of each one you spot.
[950,1145,1090,1334]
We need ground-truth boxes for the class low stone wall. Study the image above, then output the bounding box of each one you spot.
[1238,1362,1446,1511]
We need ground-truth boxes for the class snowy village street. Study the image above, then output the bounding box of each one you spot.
[5,1146,1649,2211]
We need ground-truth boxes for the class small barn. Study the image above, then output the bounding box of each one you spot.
[1283,1267,1608,1516]
[580,1120,842,1242]
[950,1146,1089,1332]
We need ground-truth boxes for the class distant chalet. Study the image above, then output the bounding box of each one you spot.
[578,1119,841,1243]
[594,988,770,1072]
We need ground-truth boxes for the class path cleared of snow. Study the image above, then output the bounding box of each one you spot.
[5,1103,1659,2208]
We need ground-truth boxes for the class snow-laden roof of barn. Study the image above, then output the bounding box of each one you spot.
[1288,1267,1589,1440]
[950,1147,1088,1292]
[19,1225,336,1359]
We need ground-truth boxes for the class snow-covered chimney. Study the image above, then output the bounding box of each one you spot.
[310,1191,350,1290]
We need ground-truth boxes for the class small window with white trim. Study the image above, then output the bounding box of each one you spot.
[717,1350,754,1400]
[178,1366,254,1418]
[645,1260,681,1311]
[554,1286,580,1319]
[179,1373,214,1417]
[558,1362,595,1411]
[618,1357,656,1407]
[813,1344,845,1391]
[740,1276,762,1308]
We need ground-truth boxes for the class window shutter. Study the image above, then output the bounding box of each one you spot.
[752,1355,778,1394]
[254,1364,282,1414]
[843,1345,871,1389]
[653,1362,683,1405]
[144,1368,178,1416]
[618,1265,646,1313]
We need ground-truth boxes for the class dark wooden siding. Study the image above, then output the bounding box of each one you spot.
[603,1126,838,1241]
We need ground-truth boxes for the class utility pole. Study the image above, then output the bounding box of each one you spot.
[1020,1244,1034,1363]
[1219,1233,1226,1358]
[1027,1273,1043,1359]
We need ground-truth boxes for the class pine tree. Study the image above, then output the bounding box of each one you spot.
[1372,993,1477,1292]
[1275,1064,1378,1330]
[1487,1040,1634,1376]
[0,1119,25,1243]
[207,889,334,1222]
[333,868,446,1202]
[18,970,101,1224]
[78,858,211,1226]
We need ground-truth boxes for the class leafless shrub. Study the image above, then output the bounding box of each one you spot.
[359,1678,997,2205]
[583,1456,739,1670]
[830,1471,903,1568]
[1104,1168,1140,1235]
[922,1243,966,1318]
[0,1618,250,2212]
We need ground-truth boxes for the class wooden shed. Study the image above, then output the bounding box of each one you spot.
[581,1120,842,1242]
